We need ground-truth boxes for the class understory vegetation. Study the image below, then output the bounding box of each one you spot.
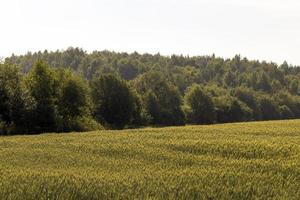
[2,48,300,134]
[0,120,299,199]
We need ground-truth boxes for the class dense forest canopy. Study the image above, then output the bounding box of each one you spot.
[1,47,300,134]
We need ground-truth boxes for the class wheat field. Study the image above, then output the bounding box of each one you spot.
[0,120,300,199]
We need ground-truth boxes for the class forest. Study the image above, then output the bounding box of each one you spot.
[1,47,300,134]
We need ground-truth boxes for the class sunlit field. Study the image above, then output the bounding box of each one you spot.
[1,120,300,199]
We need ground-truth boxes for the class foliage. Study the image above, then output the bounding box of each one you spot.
[91,74,137,129]
[0,61,102,134]
[134,71,185,126]
[57,69,94,132]
[25,61,59,133]
[214,96,253,123]
[0,63,29,134]
[184,84,216,124]
[4,48,300,132]
[233,87,261,120]
[258,96,280,120]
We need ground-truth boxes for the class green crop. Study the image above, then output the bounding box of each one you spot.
[0,120,300,199]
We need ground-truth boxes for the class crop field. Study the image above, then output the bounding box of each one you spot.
[0,120,300,199]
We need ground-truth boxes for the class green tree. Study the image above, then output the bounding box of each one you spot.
[184,84,216,124]
[60,73,89,118]
[0,64,30,134]
[273,91,300,118]
[91,74,137,129]
[289,79,299,95]
[134,71,185,126]
[58,70,94,131]
[129,91,149,126]
[223,70,236,87]
[117,58,140,80]
[25,61,58,133]
[233,87,260,120]
[257,72,272,92]
[143,91,161,125]
[0,83,10,125]
[214,96,253,123]
[258,96,280,120]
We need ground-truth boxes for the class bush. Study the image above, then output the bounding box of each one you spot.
[59,116,104,132]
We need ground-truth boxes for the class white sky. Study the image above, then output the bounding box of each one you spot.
[1,0,300,65]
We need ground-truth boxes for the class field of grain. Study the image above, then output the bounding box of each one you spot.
[0,120,300,199]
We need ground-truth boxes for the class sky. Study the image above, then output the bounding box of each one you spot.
[1,0,300,65]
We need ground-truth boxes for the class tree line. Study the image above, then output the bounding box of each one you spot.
[1,47,300,134]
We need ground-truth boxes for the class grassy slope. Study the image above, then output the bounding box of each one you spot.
[0,120,300,199]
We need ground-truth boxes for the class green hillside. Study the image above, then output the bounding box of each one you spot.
[1,120,300,199]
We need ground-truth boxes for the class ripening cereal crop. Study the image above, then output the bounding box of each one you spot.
[0,120,300,199]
